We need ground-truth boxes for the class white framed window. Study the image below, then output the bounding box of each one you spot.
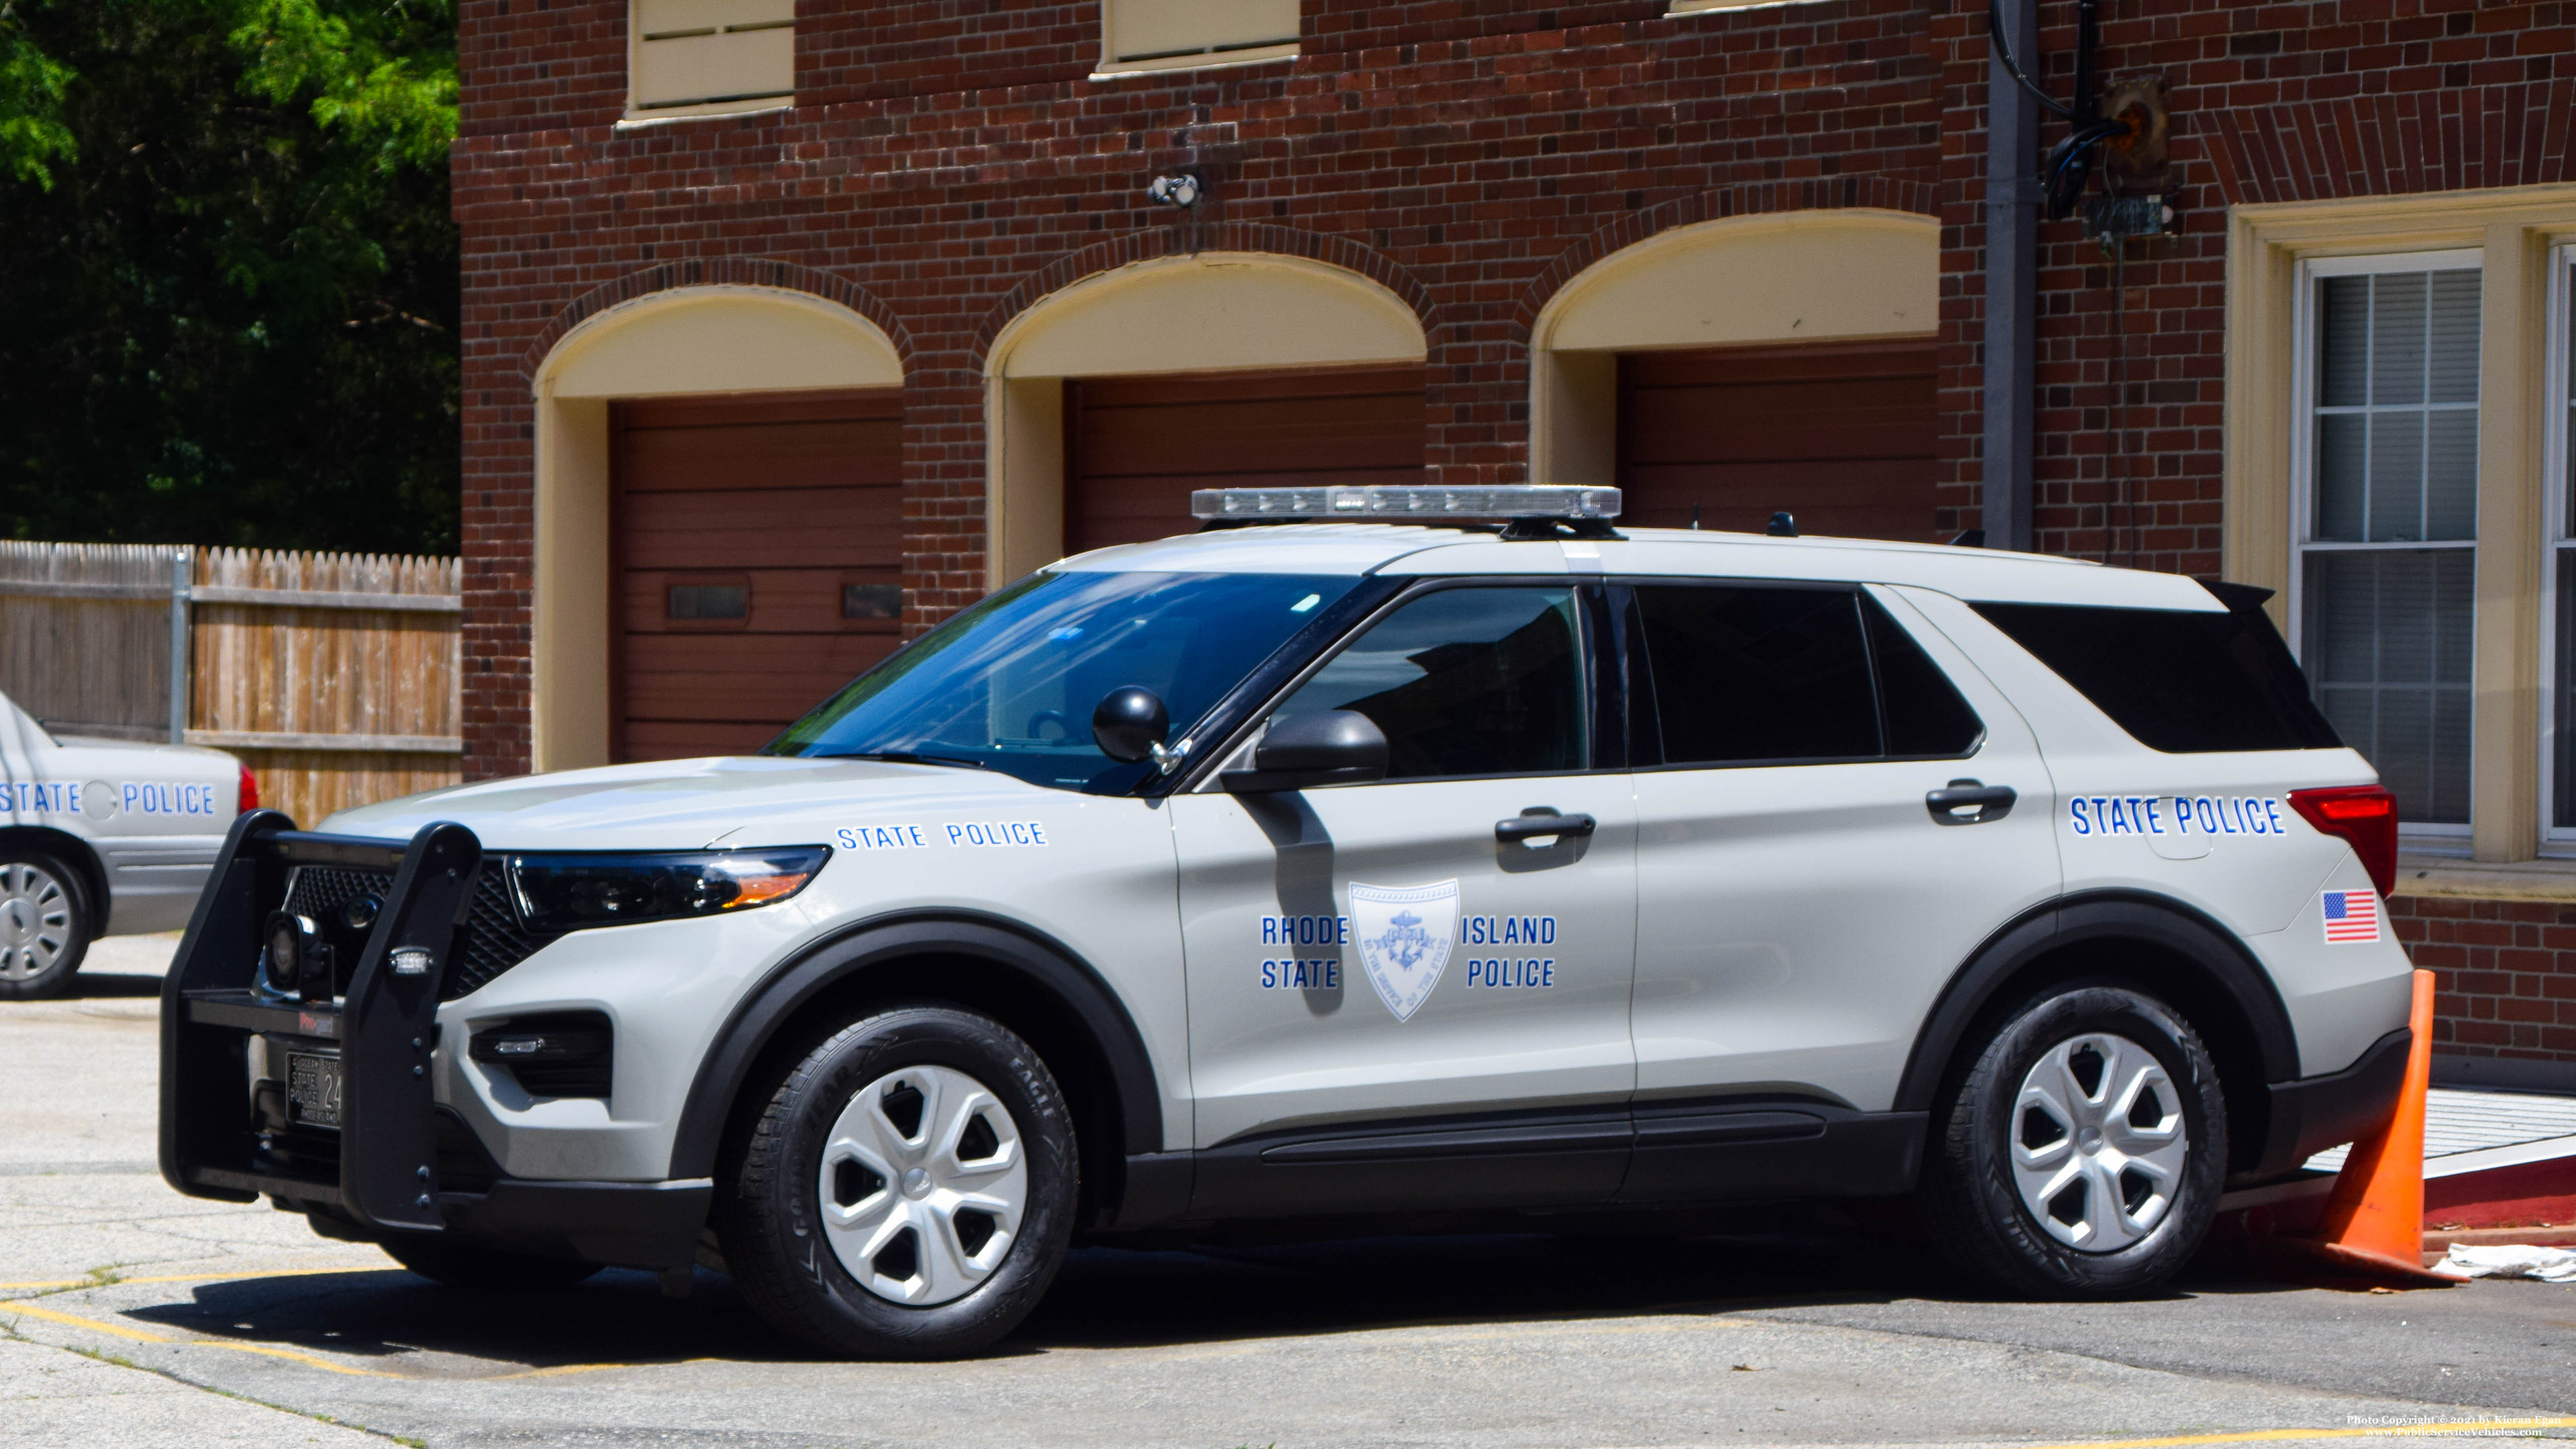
[2544,249,2576,845]
[2289,251,2483,839]
[1095,0,1299,78]
[629,0,795,120]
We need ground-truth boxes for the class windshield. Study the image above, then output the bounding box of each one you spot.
[766,571,1363,792]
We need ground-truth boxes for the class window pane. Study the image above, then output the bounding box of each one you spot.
[2314,412,2367,540]
[2318,276,2370,409]
[1973,600,2340,754]
[1276,587,1585,779]
[2555,557,2576,829]
[2301,549,2475,825]
[2428,269,2481,405]
[1109,0,1299,62]
[2424,410,2478,540]
[2370,271,2428,407]
[1864,595,1984,756]
[2367,411,2426,541]
[1633,586,1878,764]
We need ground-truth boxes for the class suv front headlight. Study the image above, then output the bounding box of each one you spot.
[506,847,829,933]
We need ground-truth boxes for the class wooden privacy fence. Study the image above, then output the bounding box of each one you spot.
[0,542,462,829]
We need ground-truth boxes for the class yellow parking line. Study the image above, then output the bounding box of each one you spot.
[500,1361,634,1379]
[1,1298,393,1377]
[1,1299,173,1343]
[2021,1418,2576,1449]
[200,1341,396,1378]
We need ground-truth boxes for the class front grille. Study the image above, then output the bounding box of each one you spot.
[279,861,554,1002]
[447,867,553,1000]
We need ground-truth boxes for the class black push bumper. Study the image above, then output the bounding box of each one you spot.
[157,811,705,1269]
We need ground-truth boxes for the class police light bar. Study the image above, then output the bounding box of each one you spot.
[1189,485,1622,522]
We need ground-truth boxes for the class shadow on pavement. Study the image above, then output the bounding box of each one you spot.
[56,971,164,1000]
[117,1220,2292,1373]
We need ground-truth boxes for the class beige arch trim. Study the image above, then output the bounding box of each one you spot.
[537,285,904,399]
[1530,209,1940,486]
[527,285,905,773]
[985,252,1431,584]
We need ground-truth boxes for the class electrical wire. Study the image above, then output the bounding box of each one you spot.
[1986,0,2073,119]
[2110,238,2137,570]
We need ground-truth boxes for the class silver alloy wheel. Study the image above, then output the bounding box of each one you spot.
[0,861,72,984]
[2010,1031,2189,1252]
[818,1063,1028,1307]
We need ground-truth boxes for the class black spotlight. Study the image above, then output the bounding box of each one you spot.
[261,911,334,1002]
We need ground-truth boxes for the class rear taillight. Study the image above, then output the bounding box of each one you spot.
[236,764,260,816]
[2288,784,2397,899]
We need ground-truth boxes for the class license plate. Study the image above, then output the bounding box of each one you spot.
[287,1053,343,1131]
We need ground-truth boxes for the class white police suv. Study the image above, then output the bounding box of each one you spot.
[160,487,2416,1356]
[0,688,251,999]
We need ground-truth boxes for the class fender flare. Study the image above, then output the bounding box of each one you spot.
[666,910,1165,1183]
[1891,890,2303,1118]
[0,824,108,925]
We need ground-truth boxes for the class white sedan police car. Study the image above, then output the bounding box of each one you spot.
[0,689,250,998]
[159,487,2415,1358]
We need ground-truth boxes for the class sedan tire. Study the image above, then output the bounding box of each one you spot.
[0,853,90,1001]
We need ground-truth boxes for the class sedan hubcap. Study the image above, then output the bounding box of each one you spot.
[0,862,71,983]
[818,1064,1028,1307]
[2010,1032,2188,1253]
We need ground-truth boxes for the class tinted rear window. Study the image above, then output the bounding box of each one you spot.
[1972,597,2342,754]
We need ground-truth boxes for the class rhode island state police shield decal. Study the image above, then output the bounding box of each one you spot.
[1348,879,1459,1022]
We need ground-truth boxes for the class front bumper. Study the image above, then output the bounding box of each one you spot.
[157,811,706,1269]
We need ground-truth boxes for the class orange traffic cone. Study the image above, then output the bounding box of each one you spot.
[2278,969,2465,1285]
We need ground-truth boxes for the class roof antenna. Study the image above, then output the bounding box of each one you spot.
[1765,511,1798,538]
[1689,504,1701,531]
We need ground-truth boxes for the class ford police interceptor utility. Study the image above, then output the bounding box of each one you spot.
[159,487,2414,1358]
[0,687,252,999]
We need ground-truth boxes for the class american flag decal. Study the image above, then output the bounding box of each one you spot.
[2321,890,2380,943]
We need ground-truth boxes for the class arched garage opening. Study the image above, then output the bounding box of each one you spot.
[531,286,905,769]
[1531,211,1942,542]
[986,253,1431,584]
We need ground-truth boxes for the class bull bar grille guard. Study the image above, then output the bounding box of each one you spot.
[158,810,482,1235]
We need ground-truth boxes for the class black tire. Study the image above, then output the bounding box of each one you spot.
[0,852,92,1001]
[715,1005,1077,1360]
[1919,984,2227,1297]
[380,1237,604,1293]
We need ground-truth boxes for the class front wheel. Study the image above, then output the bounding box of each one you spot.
[0,854,90,1001]
[1919,984,2226,1297]
[715,1005,1077,1359]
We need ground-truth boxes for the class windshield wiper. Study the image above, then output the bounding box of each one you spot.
[813,750,987,770]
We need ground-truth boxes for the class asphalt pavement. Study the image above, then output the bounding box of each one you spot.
[4,938,2570,1448]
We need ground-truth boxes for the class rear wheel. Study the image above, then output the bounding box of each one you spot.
[379,1237,604,1293]
[716,1005,1077,1359]
[1919,984,2226,1297]
[0,854,90,1001]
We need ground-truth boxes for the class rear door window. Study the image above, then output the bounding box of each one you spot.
[1971,595,2342,754]
[1629,584,1983,766]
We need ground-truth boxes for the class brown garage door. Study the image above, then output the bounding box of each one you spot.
[1064,365,1428,554]
[1616,341,1939,542]
[611,392,904,762]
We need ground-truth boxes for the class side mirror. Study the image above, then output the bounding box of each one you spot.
[1223,710,1389,793]
[1092,686,1169,764]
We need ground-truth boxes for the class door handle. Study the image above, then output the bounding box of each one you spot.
[1926,779,2016,826]
[1496,810,1597,844]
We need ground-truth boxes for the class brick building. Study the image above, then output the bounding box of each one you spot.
[452,0,2576,1075]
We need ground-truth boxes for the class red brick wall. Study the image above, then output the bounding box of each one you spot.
[454,1,2576,781]
[2393,895,2576,1066]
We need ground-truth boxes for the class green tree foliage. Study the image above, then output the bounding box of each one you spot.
[0,1,459,555]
